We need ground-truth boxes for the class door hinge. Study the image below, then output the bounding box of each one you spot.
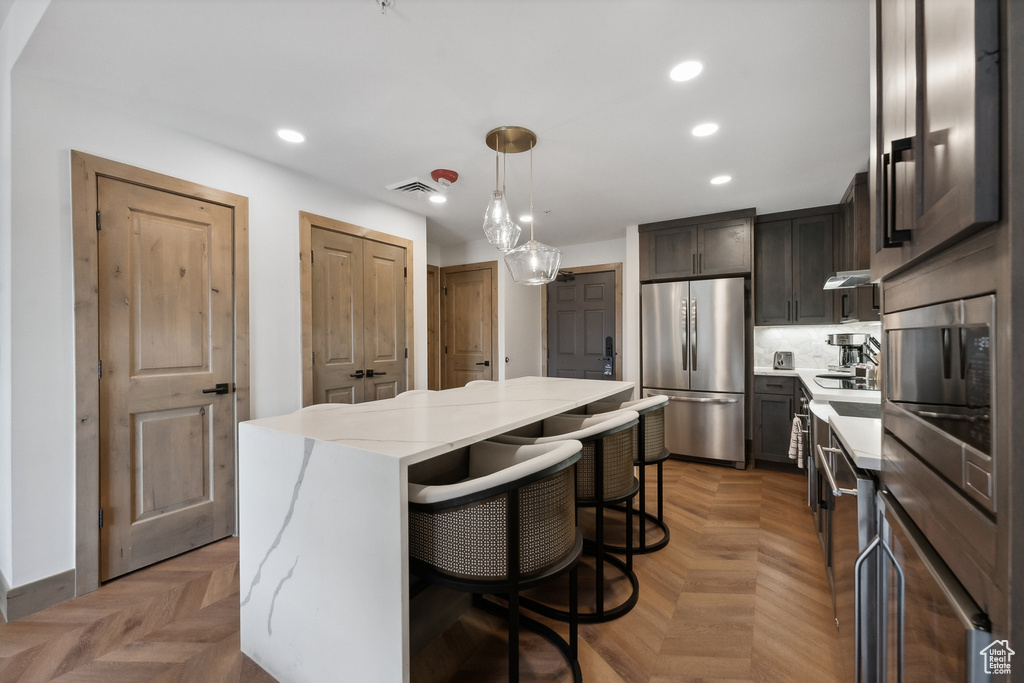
[445,345,448,354]
[443,285,447,295]
[404,267,407,278]
[98,360,102,379]
[98,509,104,528]
[95,210,101,231]
[311,250,314,265]
[405,347,408,359]
[312,351,315,365]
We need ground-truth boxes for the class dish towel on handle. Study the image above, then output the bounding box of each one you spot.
[788,416,804,468]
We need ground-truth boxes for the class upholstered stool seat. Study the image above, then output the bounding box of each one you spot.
[587,394,670,553]
[408,439,584,682]
[491,409,640,623]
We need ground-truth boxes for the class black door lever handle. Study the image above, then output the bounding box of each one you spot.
[365,370,386,377]
[350,371,365,378]
[475,361,490,367]
[202,383,230,395]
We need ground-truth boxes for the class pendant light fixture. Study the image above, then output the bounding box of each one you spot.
[481,128,522,252]
[502,131,562,285]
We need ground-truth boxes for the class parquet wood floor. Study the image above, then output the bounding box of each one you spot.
[0,460,842,682]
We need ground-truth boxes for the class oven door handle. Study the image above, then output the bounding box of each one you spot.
[816,445,858,496]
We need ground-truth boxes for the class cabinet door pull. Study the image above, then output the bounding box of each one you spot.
[884,137,914,247]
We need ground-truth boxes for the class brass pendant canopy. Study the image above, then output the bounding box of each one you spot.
[485,126,537,154]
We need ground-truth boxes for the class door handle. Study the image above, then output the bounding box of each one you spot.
[884,137,913,247]
[667,396,738,404]
[349,371,365,378]
[681,297,688,371]
[690,299,697,370]
[475,360,490,367]
[365,369,385,377]
[202,382,231,395]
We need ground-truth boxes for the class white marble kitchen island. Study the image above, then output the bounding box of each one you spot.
[238,376,634,683]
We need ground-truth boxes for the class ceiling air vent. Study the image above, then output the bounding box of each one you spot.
[385,177,444,197]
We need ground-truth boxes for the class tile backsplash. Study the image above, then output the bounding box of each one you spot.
[754,322,882,370]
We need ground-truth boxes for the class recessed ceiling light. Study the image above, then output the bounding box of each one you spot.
[519,214,533,223]
[670,61,703,82]
[692,122,719,137]
[710,175,732,185]
[429,194,447,204]
[277,129,306,143]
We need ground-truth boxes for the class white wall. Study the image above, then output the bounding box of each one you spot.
[7,73,427,588]
[437,233,641,392]
[0,0,49,594]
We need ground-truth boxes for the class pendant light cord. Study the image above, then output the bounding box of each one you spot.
[529,139,535,242]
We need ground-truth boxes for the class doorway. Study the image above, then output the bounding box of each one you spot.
[72,151,250,593]
[300,212,414,406]
[543,263,623,381]
[440,261,498,388]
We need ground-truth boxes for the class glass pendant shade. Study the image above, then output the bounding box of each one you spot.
[482,190,521,251]
[504,239,562,285]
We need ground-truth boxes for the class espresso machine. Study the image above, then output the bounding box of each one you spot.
[826,333,880,372]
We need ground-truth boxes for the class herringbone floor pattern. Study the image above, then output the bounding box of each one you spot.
[0,460,842,682]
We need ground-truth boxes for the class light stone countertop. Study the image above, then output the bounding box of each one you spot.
[829,414,882,471]
[244,375,635,465]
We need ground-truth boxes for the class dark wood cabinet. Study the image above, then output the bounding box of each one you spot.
[870,0,999,282]
[837,173,880,323]
[639,210,753,281]
[754,207,836,325]
[753,375,799,464]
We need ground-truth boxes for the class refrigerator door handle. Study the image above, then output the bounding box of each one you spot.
[691,299,698,370]
[681,297,688,371]
[666,396,739,404]
[880,536,905,683]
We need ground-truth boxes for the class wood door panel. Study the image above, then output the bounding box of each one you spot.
[98,177,234,581]
[132,406,209,522]
[547,270,616,379]
[441,264,496,388]
[556,310,577,354]
[322,245,359,365]
[326,387,358,404]
[312,228,363,404]
[132,214,210,374]
[583,309,607,355]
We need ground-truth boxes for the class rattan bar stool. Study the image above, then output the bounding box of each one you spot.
[491,409,640,623]
[408,440,584,682]
[587,394,670,554]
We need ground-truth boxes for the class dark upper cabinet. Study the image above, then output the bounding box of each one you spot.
[837,173,880,323]
[639,210,753,281]
[754,208,836,325]
[870,0,999,282]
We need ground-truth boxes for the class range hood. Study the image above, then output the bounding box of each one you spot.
[823,269,872,290]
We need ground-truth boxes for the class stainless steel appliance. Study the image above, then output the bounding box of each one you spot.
[773,350,794,370]
[826,333,877,370]
[816,438,877,681]
[866,292,998,681]
[857,492,990,681]
[641,278,745,467]
[814,374,878,391]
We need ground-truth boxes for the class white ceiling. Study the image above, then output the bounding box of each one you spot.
[16,0,870,248]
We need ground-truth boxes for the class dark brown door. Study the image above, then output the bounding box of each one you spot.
[441,263,496,388]
[546,270,616,380]
[97,177,235,581]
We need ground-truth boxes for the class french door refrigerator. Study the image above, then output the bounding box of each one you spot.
[641,278,745,467]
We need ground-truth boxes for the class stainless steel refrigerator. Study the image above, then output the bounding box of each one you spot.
[641,278,745,467]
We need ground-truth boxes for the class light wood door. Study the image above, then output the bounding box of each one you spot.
[546,270,617,379]
[311,228,363,403]
[441,263,497,388]
[97,177,235,581]
[362,239,406,401]
[426,265,440,390]
[311,228,406,403]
